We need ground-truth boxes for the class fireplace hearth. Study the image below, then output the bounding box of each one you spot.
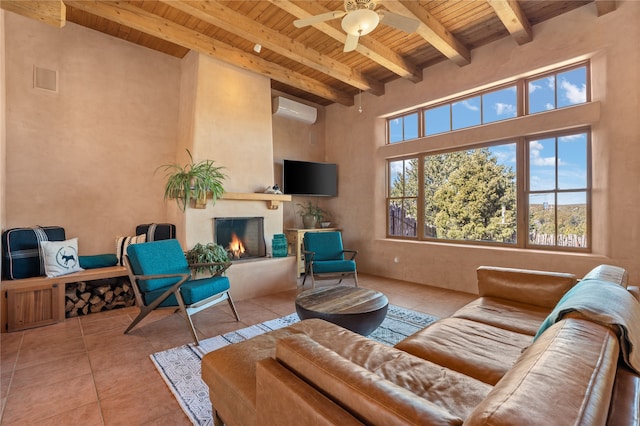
[214,217,266,260]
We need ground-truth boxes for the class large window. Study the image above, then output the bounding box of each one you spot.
[384,62,592,251]
[387,129,590,250]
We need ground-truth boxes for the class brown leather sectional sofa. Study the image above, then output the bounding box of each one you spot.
[201,265,640,425]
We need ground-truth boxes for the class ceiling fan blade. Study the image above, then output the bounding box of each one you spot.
[343,32,360,52]
[293,11,347,28]
[379,11,420,33]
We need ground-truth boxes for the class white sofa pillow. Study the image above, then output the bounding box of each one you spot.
[40,238,84,277]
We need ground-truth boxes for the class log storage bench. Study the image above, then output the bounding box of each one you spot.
[1,265,128,332]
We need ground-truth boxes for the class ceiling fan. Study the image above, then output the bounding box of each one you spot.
[293,0,420,52]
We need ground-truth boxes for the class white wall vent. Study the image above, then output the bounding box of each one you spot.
[33,66,58,92]
[272,96,317,124]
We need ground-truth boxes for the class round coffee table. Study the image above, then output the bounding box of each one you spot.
[295,286,388,335]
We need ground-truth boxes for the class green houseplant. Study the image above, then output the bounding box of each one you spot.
[157,149,226,211]
[297,201,328,229]
[185,242,231,276]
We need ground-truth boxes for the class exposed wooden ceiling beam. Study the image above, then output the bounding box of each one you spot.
[64,1,354,106]
[1,0,66,28]
[488,0,532,45]
[165,0,384,96]
[383,1,470,67]
[595,0,616,16]
[271,0,422,83]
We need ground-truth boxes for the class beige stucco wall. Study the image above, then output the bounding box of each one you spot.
[1,10,325,263]
[1,10,6,233]
[325,1,640,293]
[3,13,180,254]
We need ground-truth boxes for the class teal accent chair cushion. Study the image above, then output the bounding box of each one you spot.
[302,231,358,287]
[304,232,345,261]
[127,239,230,306]
[312,259,356,274]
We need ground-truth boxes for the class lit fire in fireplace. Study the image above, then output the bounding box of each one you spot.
[228,232,246,259]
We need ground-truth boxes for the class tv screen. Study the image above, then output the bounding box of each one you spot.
[283,160,337,196]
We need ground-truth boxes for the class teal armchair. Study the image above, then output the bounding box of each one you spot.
[124,239,239,345]
[302,231,358,288]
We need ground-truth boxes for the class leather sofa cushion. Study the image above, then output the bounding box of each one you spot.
[276,333,492,424]
[256,358,365,426]
[452,296,550,335]
[477,266,576,308]
[607,363,640,425]
[201,319,346,426]
[395,317,532,385]
[465,319,619,426]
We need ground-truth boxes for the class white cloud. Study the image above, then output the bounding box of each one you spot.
[559,133,586,142]
[490,145,517,165]
[560,79,586,104]
[461,100,479,111]
[533,155,556,167]
[529,140,558,166]
[528,82,541,93]
[390,161,404,178]
[546,76,555,90]
[545,102,555,110]
[495,102,515,116]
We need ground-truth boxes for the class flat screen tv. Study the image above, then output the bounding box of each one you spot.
[283,160,337,196]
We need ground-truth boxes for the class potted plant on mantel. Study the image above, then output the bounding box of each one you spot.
[157,149,226,211]
[185,242,231,276]
[297,201,329,229]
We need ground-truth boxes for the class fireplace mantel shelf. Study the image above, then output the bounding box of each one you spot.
[220,192,292,210]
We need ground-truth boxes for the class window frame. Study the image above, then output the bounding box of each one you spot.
[387,156,421,239]
[525,62,591,115]
[386,129,591,252]
[383,61,592,253]
[386,62,589,145]
[387,112,421,144]
[524,128,592,251]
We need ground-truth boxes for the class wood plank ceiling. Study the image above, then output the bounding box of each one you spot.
[3,0,617,106]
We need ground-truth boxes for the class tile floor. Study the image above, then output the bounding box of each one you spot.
[0,273,475,425]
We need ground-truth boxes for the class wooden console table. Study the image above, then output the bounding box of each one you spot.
[284,228,340,278]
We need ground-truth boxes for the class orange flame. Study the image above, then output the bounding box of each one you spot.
[229,232,245,259]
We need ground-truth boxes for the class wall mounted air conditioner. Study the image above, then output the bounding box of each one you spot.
[272,96,317,124]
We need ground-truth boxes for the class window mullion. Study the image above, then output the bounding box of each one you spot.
[417,155,425,240]
[518,138,528,248]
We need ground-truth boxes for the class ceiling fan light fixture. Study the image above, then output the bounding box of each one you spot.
[341,8,379,36]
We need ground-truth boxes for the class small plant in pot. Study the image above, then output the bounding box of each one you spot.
[297,201,328,229]
[157,149,226,211]
[185,242,232,276]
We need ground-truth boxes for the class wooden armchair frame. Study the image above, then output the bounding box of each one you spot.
[302,248,359,288]
[124,256,239,345]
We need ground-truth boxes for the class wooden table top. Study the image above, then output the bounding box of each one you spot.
[295,286,388,315]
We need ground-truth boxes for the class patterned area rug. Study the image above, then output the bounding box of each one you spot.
[151,304,437,425]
